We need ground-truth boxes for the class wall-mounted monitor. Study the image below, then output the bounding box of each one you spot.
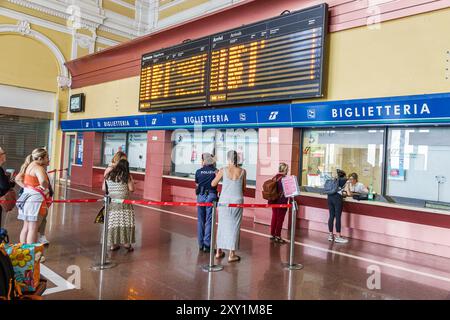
[70,93,85,113]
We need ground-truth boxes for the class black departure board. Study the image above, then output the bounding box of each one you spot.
[139,4,328,111]
[139,37,210,110]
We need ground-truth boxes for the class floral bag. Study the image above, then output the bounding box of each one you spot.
[2,243,44,292]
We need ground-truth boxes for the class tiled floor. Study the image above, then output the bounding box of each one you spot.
[3,184,450,300]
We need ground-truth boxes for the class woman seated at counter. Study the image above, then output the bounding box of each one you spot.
[344,173,368,196]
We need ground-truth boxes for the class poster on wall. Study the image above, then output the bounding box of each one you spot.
[388,166,405,180]
[128,133,147,170]
[75,133,83,165]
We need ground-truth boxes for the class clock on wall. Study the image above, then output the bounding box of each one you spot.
[70,93,85,113]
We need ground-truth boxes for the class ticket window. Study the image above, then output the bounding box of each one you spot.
[171,129,258,185]
[301,128,384,194]
[102,133,127,166]
[101,132,147,172]
[127,133,147,172]
[386,127,450,205]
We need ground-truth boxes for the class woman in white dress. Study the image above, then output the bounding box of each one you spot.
[212,150,246,263]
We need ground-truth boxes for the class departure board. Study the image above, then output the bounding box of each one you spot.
[139,4,328,111]
[139,37,210,110]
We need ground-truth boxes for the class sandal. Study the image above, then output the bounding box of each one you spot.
[124,245,134,252]
[215,251,225,259]
[110,245,120,251]
[228,255,241,263]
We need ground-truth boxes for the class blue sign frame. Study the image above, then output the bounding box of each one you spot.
[61,92,450,132]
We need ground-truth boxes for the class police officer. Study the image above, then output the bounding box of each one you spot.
[195,153,218,252]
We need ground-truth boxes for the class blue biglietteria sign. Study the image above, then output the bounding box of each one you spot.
[60,92,450,132]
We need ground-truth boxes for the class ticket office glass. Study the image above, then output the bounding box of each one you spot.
[301,126,450,209]
[101,132,147,172]
[171,128,258,186]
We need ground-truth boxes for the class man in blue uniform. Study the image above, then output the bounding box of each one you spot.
[195,153,218,253]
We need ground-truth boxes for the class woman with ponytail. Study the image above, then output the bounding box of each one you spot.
[211,150,247,263]
[15,148,50,244]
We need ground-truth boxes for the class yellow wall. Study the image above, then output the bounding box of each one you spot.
[70,8,450,122]
[299,7,450,103]
[0,34,59,92]
[67,77,141,120]
[0,14,18,25]
[0,1,130,171]
[159,0,209,20]
[103,0,135,19]
[97,29,131,44]
[1,2,67,26]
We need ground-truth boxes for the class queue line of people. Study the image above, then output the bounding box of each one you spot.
[3,146,358,267]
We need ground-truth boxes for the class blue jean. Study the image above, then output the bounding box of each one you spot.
[197,193,217,248]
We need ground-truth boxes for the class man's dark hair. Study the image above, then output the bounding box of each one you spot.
[337,169,346,178]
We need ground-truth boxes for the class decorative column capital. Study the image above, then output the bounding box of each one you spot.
[57,75,72,89]
[17,20,31,35]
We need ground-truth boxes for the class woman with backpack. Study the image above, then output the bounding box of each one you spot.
[327,169,348,244]
[268,163,289,244]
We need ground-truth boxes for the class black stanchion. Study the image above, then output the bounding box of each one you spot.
[202,201,223,272]
[282,198,303,270]
[91,193,116,270]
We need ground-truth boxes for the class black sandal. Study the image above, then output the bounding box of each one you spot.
[215,251,225,259]
[124,245,134,252]
[110,245,120,251]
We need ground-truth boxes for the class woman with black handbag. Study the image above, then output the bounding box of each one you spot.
[103,159,135,252]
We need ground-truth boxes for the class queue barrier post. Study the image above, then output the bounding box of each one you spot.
[282,198,303,271]
[52,170,57,198]
[202,201,223,272]
[64,169,69,200]
[91,193,116,270]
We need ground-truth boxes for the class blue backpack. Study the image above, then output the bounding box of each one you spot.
[0,228,9,244]
[323,178,341,195]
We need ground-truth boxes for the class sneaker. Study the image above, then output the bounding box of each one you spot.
[40,256,46,263]
[328,234,334,242]
[39,235,49,245]
[270,236,276,241]
[203,246,211,253]
[275,237,287,244]
[334,236,348,244]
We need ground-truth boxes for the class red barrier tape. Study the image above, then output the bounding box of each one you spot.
[113,200,291,208]
[224,203,292,208]
[120,200,213,207]
[0,198,292,208]
[0,199,101,204]
[51,199,102,203]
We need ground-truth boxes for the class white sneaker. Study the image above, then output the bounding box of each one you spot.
[334,236,348,244]
[38,235,49,245]
[328,234,334,242]
[40,255,46,263]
